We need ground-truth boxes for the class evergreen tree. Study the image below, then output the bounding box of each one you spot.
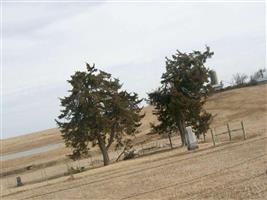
[148,47,213,145]
[56,63,143,165]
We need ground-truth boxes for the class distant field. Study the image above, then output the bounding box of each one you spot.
[1,128,62,155]
[1,84,267,199]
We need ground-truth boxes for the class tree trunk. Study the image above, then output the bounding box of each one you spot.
[106,124,116,150]
[97,135,110,166]
[177,119,187,146]
[181,119,188,146]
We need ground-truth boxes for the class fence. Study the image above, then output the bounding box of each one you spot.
[1,134,181,190]
[209,121,247,146]
[2,122,248,190]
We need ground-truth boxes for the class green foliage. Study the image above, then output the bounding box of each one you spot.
[56,63,143,165]
[148,47,213,143]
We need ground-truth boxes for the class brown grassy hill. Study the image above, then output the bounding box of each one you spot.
[1,128,62,155]
[205,84,267,127]
[1,84,266,197]
[2,84,267,156]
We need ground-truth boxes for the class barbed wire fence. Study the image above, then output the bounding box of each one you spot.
[2,134,181,190]
[2,121,248,191]
[4,138,266,200]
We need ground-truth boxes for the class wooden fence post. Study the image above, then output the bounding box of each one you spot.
[203,133,206,142]
[168,133,173,149]
[211,129,216,147]
[227,123,232,141]
[241,121,247,140]
[214,128,218,142]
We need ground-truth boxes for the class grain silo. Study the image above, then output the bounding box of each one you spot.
[209,70,218,85]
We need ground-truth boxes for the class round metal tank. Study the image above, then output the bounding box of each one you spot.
[209,70,218,85]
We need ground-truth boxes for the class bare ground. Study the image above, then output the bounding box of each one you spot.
[2,133,267,199]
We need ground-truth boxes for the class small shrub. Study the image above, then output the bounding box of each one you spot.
[123,150,137,160]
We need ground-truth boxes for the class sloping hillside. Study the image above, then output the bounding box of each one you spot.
[206,84,267,127]
[1,84,267,197]
[2,84,267,156]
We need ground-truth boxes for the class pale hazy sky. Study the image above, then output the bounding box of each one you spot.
[2,1,265,138]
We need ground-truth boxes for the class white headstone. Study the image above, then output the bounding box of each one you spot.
[185,126,198,150]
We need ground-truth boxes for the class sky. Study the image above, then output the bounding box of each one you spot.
[2,1,266,139]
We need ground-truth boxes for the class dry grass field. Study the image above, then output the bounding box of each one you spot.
[1,84,267,199]
[1,135,267,200]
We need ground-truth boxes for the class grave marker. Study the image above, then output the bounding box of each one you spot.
[16,176,23,187]
[185,126,198,150]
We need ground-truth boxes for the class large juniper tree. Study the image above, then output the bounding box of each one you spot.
[148,47,213,146]
[56,63,143,165]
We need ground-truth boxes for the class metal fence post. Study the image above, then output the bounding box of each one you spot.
[227,123,232,141]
